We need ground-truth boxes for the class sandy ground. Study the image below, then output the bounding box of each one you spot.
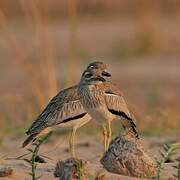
[0,134,179,180]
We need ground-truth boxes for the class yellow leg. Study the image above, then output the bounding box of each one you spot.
[107,120,112,149]
[102,124,108,152]
[69,127,76,157]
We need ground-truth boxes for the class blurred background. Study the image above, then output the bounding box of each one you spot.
[0,0,180,142]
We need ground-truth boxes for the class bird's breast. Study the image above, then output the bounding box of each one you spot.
[78,85,115,123]
[79,85,104,109]
[87,106,114,124]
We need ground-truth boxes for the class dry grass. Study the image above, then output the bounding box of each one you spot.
[0,0,59,140]
[0,0,180,142]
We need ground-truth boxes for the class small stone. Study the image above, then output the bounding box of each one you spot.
[0,167,13,177]
[54,158,88,180]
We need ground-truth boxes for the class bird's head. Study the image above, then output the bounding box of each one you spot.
[80,61,111,84]
[86,61,111,78]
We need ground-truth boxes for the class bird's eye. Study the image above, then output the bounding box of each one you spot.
[89,65,94,69]
[84,72,92,78]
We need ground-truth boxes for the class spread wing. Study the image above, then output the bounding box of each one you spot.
[26,85,86,135]
[103,82,139,138]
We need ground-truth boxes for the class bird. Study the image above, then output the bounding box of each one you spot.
[78,62,139,151]
[22,61,110,157]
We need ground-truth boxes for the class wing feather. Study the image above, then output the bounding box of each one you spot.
[105,93,132,118]
[26,85,86,135]
[103,82,139,138]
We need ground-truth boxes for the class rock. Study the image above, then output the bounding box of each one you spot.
[0,167,13,177]
[54,158,88,180]
[101,131,157,178]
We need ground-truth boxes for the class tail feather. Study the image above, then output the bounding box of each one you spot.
[121,117,139,138]
[122,122,139,138]
[130,122,139,138]
[22,133,37,148]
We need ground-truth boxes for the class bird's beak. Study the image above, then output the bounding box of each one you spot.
[102,70,111,77]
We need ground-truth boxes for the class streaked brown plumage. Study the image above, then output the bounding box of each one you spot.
[78,67,138,150]
[23,61,138,155]
[22,61,109,157]
[103,81,138,135]
[25,86,85,136]
[22,85,91,157]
